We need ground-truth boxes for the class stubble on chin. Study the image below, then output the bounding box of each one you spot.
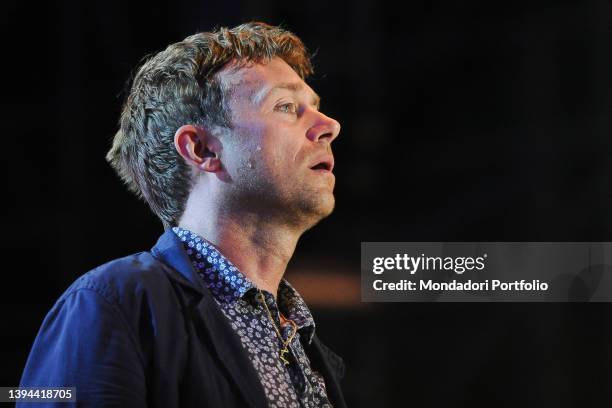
[288,182,336,229]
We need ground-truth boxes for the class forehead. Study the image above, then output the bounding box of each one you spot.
[219,57,317,105]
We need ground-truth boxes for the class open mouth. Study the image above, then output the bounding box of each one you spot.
[310,162,332,171]
[309,155,334,172]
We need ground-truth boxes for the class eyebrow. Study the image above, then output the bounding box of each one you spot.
[251,82,321,110]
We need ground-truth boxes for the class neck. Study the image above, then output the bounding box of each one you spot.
[179,205,305,299]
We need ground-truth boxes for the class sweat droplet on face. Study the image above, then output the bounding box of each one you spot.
[255,146,262,152]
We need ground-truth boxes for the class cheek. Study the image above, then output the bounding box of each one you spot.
[256,144,283,175]
[229,122,265,166]
[267,127,303,164]
[252,127,291,168]
[233,118,302,172]
[268,139,302,174]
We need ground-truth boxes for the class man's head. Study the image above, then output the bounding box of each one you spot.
[107,22,340,230]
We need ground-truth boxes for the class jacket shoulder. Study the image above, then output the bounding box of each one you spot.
[60,251,172,307]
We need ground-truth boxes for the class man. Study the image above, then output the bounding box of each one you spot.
[19,22,346,407]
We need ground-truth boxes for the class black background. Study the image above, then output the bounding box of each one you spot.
[3,0,612,406]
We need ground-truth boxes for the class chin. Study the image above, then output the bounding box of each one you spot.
[286,190,336,227]
[307,195,336,221]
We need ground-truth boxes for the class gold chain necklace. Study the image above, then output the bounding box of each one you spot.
[257,289,298,366]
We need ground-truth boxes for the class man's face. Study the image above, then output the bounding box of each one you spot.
[217,57,341,227]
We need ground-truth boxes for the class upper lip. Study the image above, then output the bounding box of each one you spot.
[309,154,335,172]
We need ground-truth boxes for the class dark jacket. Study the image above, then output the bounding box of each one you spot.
[18,230,347,407]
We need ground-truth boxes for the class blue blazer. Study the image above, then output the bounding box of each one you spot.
[18,230,347,407]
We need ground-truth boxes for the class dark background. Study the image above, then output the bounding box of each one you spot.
[3,0,612,406]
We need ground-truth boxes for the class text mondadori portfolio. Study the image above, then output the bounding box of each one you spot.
[373,279,548,291]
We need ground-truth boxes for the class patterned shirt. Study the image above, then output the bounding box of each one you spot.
[173,227,332,408]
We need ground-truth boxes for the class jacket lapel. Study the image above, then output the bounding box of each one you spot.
[151,230,268,408]
[303,335,348,408]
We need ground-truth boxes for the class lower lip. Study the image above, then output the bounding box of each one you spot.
[310,169,335,177]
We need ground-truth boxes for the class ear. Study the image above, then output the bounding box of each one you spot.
[174,125,222,173]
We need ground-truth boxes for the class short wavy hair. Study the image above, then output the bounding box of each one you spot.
[106,22,314,229]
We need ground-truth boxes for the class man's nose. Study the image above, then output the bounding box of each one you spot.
[306,111,341,144]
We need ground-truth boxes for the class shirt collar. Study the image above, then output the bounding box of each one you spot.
[172,226,316,344]
[276,279,316,344]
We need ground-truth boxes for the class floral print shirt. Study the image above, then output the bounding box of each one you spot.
[173,227,332,408]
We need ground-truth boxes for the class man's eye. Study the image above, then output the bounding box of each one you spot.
[276,103,298,114]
